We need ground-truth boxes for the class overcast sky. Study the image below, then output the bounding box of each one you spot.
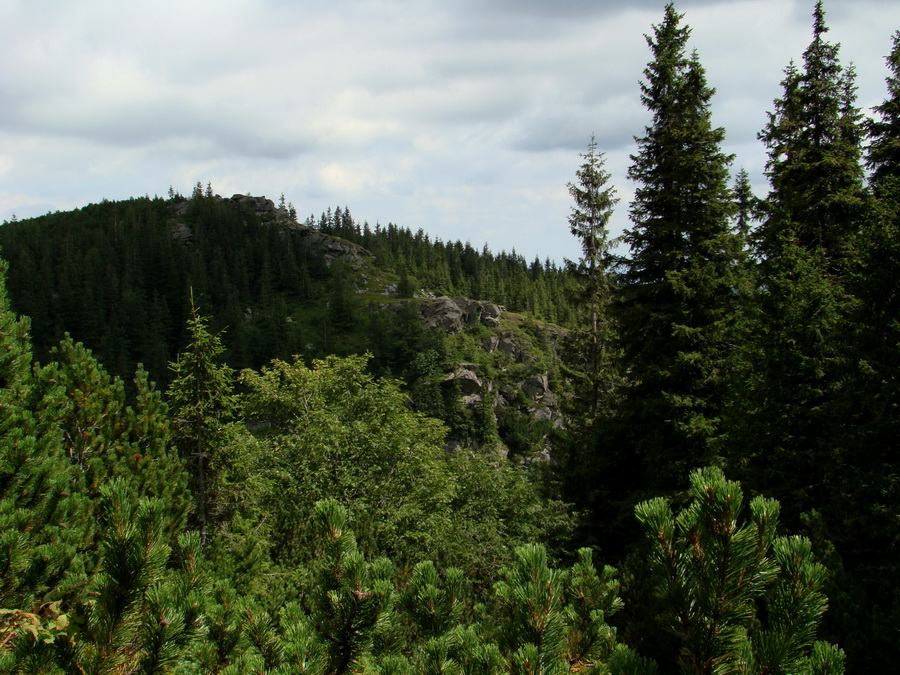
[2,0,899,264]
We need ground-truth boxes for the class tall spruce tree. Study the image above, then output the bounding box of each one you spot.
[602,3,742,520]
[167,294,239,551]
[730,1,867,514]
[827,28,900,672]
[565,135,620,419]
[756,0,867,264]
[867,31,900,195]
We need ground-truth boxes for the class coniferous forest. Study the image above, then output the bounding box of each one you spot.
[2,2,899,673]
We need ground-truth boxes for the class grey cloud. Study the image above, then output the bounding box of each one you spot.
[504,95,644,153]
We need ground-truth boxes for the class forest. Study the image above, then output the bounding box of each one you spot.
[1,1,899,673]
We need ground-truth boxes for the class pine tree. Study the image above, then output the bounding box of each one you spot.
[491,544,649,675]
[309,499,395,675]
[0,260,90,651]
[167,293,239,550]
[635,467,844,674]
[31,337,189,530]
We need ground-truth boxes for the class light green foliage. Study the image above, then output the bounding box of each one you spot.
[564,549,623,667]
[241,353,455,566]
[400,562,468,642]
[310,500,396,675]
[2,481,203,674]
[28,336,189,537]
[70,481,204,675]
[0,259,89,644]
[491,545,637,675]
[635,467,843,674]
[240,353,567,579]
[493,545,568,675]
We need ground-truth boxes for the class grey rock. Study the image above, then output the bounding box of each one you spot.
[170,222,193,244]
[521,375,549,400]
[443,368,482,395]
[481,336,499,353]
[423,298,465,334]
[480,303,502,327]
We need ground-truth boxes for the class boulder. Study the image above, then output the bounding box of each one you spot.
[481,336,499,353]
[423,298,465,334]
[480,303,502,327]
[497,337,520,359]
[521,375,549,401]
[443,367,483,395]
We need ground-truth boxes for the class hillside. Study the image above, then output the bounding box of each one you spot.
[0,189,578,459]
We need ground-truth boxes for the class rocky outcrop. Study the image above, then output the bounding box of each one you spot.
[421,297,505,334]
[225,194,277,213]
[170,222,193,244]
[295,229,373,270]
[442,363,484,395]
[479,330,538,364]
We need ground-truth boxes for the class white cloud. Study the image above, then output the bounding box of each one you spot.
[1,0,898,263]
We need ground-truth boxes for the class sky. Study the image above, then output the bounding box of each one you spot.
[2,0,899,265]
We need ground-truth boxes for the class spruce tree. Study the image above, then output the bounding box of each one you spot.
[565,135,620,419]
[167,293,239,550]
[867,31,900,196]
[825,29,900,671]
[602,3,742,518]
[756,0,866,263]
[729,1,866,519]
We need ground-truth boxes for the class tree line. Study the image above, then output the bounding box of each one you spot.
[558,2,900,671]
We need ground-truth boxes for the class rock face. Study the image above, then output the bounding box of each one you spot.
[421,297,505,334]
[170,222,193,244]
[226,194,277,213]
[296,229,373,270]
[169,193,374,271]
[421,295,568,461]
[443,364,483,395]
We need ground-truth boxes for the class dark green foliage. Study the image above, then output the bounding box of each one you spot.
[867,31,900,194]
[756,1,867,264]
[720,11,879,670]
[167,295,239,549]
[617,3,742,475]
[565,136,620,419]
[0,193,578,396]
[11,2,900,669]
[576,3,744,559]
